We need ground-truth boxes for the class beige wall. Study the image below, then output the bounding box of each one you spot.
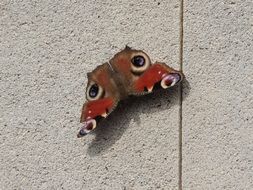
[0,0,252,189]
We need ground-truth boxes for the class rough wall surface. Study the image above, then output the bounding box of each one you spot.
[183,1,253,189]
[1,0,180,189]
[0,0,252,190]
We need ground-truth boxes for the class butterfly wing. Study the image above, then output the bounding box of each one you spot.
[109,47,184,96]
[78,64,119,137]
[133,62,184,93]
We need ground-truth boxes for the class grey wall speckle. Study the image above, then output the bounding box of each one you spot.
[1,0,252,190]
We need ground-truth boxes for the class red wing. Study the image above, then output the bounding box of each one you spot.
[108,47,183,95]
[78,97,117,137]
[80,98,114,122]
[78,64,119,138]
[133,62,184,94]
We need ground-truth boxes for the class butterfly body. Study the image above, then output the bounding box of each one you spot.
[78,47,184,137]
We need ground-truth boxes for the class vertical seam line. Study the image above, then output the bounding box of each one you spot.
[178,0,184,190]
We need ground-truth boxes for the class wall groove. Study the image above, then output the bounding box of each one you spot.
[178,0,184,190]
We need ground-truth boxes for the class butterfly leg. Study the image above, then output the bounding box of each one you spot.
[134,62,184,93]
[78,97,116,138]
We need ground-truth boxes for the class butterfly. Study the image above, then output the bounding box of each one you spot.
[78,46,184,138]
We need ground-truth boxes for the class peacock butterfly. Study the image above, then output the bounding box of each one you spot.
[78,46,184,138]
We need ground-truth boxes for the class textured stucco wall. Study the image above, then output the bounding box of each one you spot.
[182,1,252,189]
[0,0,252,190]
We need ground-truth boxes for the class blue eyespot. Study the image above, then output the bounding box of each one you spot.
[89,84,99,98]
[131,56,145,67]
